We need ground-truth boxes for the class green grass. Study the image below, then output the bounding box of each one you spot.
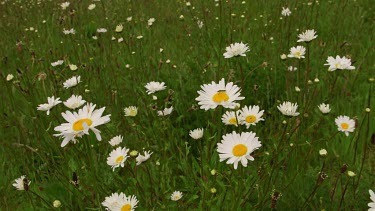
[1,0,374,210]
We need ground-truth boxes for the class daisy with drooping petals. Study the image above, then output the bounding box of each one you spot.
[223,42,249,58]
[318,103,331,114]
[324,55,355,71]
[369,189,375,211]
[196,78,245,110]
[217,131,261,169]
[221,110,240,126]
[63,28,75,35]
[277,101,300,116]
[63,95,85,109]
[157,107,173,116]
[297,29,317,42]
[51,60,64,67]
[335,115,355,136]
[37,96,62,115]
[171,191,183,201]
[97,28,107,33]
[107,147,129,171]
[63,75,81,89]
[124,106,138,116]
[54,103,111,147]
[145,81,166,94]
[239,105,264,128]
[189,128,204,140]
[281,7,291,16]
[61,2,70,10]
[288,46,306,59]
[109,135,123,146]
[115,24,123,32]
[136,151,153,165]
[13,175,31,191]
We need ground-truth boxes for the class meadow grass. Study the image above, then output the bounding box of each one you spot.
[1,0,374,210]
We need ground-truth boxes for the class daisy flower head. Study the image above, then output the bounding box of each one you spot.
[97,28,107,33]
[288,46,306,59]
[369,190,375,211]
[189,128,204,140]
[318,103,331,114]
[297,29,317,42]
[63,28,75,35]
[114,194,139,211]
[37,96,62,115]
[324,55,355,71]
[115,24,123,32]
[54,103,111,147]
[63,95,86,109]
[6,74,14,81]
[171,191,183,201]
[109,135,123,146]
[221,110,241,126]
[335,115,355,136]
[102,192,121,211]
[281,7,291,16]
[157,107,173,116]
[63,75,81,89]
[88,3,96,10]
[106,147,129,171]
[136,151,153,165]
[148,18,155,26]
[124,106,138,117]
[217,131,261,169]
[196,78,245,110]
[13,175,31,191]
[239,105,265,128]
[277,101,300,117]
[51,60,64,67]
[145,81,166,95]
[223,42,249,58]
[61,2,70,10]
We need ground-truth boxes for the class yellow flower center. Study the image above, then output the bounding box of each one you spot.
[121,204,131,211]
[129,110,137,116]
[245,115,256,123]
[212,91,229,103]
[72,118,93,131]
[341,123,349,130]
[295,52,301,57]
[232,144,247,157]
[229,118,237,125]
[116,156,124,164]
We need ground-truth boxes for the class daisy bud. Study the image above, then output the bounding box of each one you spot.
[369,77,374,82]
[156,161,160,166]
[53,200,61,208]
[319,149,327,157]
[129,150,139,157]
[280,54,287,60]
[159,48,164,52]
[314,78,319,83]
[210,169,217,176]
[365,108,371,113]
[282,120,287,124]
[179,15,184,20]
[210,188,217,194]
[308,80,313,85]
[295,86,300,92]
[6,74,14,81]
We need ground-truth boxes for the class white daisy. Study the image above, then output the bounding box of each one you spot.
[189,128,204,140]
[102,192,121,211]
[124,106,138,117]
[136,151,153,165]
[297,29,317,42]
[63,28,75,35]
[277,101,300,116]
[288,46,306,59]
[6,74,14,81]
[197,20,204,29]
[239,105,264,128]
[324,55,355,71]
[221,110,240,126]
[69,64,78,71]
[335,115,355,136]
[171,191,183,201]
[148,18,155,26]
[157,107,173,116]
[223,42,249,58]
[63,75,81,89]
[54,103,111,147]
[97,28,107,33]
[13,175,30,191]
[217,131,261,169]
[369,189,375,211]
[109,135,123,146]
[63,95,86,109]
[88,3,96,10]
[114,194,138,211]
[115,24,123,32]
[106,147,129,171]
[51,60,64,67]
[145,81,166,94]
[281,7,291,16]
[61,2,70,10]
[195,78,245,110]
[37,96,62,115]
[318,103,331,114]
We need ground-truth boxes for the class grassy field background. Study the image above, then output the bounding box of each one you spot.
[1,0,374,210]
